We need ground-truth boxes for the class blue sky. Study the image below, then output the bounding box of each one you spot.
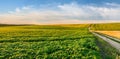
[0,0,120,24]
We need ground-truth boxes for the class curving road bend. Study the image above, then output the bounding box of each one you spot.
[92,32,120,52]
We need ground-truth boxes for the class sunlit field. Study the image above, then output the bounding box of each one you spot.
[0,24,102,59]
[91,23,120,31]
[91,23,120,39]
[96,31,120,39]
[0,24,119,59]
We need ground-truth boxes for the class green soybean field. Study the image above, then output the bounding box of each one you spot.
[0,24,119,59]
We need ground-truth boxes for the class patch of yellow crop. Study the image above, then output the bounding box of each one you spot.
[96,31,120,39]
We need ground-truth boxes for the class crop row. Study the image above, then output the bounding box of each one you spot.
[0,25,101,59]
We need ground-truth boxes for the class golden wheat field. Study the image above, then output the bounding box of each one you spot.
[96,31,120,39]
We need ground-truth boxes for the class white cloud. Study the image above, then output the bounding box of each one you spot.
[15,8,21,13]
[105,2,120,7]
[0,3,120,24]
[22,6,30,10]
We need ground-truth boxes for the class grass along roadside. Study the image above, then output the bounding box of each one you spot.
[95,35,120,59]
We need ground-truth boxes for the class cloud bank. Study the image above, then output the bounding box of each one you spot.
[0,2,120,24]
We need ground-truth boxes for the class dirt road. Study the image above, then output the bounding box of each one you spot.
[92,32,120,52]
